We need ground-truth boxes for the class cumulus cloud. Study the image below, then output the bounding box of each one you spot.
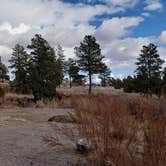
[0,22,30,35]
[95,16,144,43]
[0,0,164,78]
[0,45,12,64]
[102,37,151,69]
[104,0,139,8]
[0,0,122,26]
[159,31,166,45]
[144,0,163,11]
[78,0,139,9]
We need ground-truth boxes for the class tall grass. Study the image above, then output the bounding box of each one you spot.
[70,95,166,166]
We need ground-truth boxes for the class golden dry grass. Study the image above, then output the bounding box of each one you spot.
[0,86,165,165]
[69,95,166,166]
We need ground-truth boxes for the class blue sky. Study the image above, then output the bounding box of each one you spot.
[0,0,166,80]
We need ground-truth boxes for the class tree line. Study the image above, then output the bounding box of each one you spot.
[1,34,109,100]
[0,34,165,100]
[110,43,166,97]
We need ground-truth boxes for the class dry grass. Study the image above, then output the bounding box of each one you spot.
[68,95,166,166]
[0,86,140,108]
[57,86,124,96]
[1,86,165,165]
[0,93,34,108]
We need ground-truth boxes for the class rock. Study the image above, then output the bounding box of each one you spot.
[76,138,92,154]
[48,115,73,123]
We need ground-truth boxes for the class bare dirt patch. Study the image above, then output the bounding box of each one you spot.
[0,108,87,166]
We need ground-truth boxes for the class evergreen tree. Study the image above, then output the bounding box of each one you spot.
[75,35,104,94]
[109,78,123,89]
[27,34,59,101]
[56,45,65,70]
[56,59,64,87]
[99,64,111,86]
[67,58,77,88]
[67,58,85,88]
[56,45,65,86]
[9,44,30,93]
[0,56,8,82]
[135,43,164,96]
[123,76,135,93]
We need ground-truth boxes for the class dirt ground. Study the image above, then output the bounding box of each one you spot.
[0,108,87,166]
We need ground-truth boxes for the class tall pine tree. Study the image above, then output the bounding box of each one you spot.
[135,43,164,96]
[9,44,30,93]
[27,34,59,101]
[75,35,104,94]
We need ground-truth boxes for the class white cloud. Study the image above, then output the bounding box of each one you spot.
[79,0,139,9]
[102,37,151,69]
[144,0,163,11]
[95,16,144,43]
[0,45,12,64]
[41,24,95,47]
[105,0,139,8]
[0,22,30,35]
[0,0,121,26]
[159,31,166,45]
[0,0,164,79]
[141,12,150,17]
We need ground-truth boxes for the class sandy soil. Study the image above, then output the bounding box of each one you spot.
[0,108,87,166]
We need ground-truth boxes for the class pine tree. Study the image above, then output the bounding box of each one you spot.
[109,78,123,89]
[99,64,111,86]
[67,58,76,88]
[9,44,30,93]
[123,76,135,93]
[56,45,65,70]
[135,43,164,96]
[0,56,8,82]
[56,45,65,86]
[75,35,104,94]
[67,58,85,88]
[27,34,59,101]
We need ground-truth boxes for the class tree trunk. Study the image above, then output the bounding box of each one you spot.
[70,76,72,88]
[88,70,92,95]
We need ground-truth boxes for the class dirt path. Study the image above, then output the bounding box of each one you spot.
[0,108,87,166]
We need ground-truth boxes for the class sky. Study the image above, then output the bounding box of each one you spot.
[0,0,166,79]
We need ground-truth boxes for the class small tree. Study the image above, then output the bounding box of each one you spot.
[27,34,59,101]
[67,58,77,88]
[9,44,30,93]
[56,59,64,87]
[0,56,8,82]
[99,64,111,87]
[75,35,104,94]
[135,43,164,96]
[56,45,66,86]
[67,58,85,88]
